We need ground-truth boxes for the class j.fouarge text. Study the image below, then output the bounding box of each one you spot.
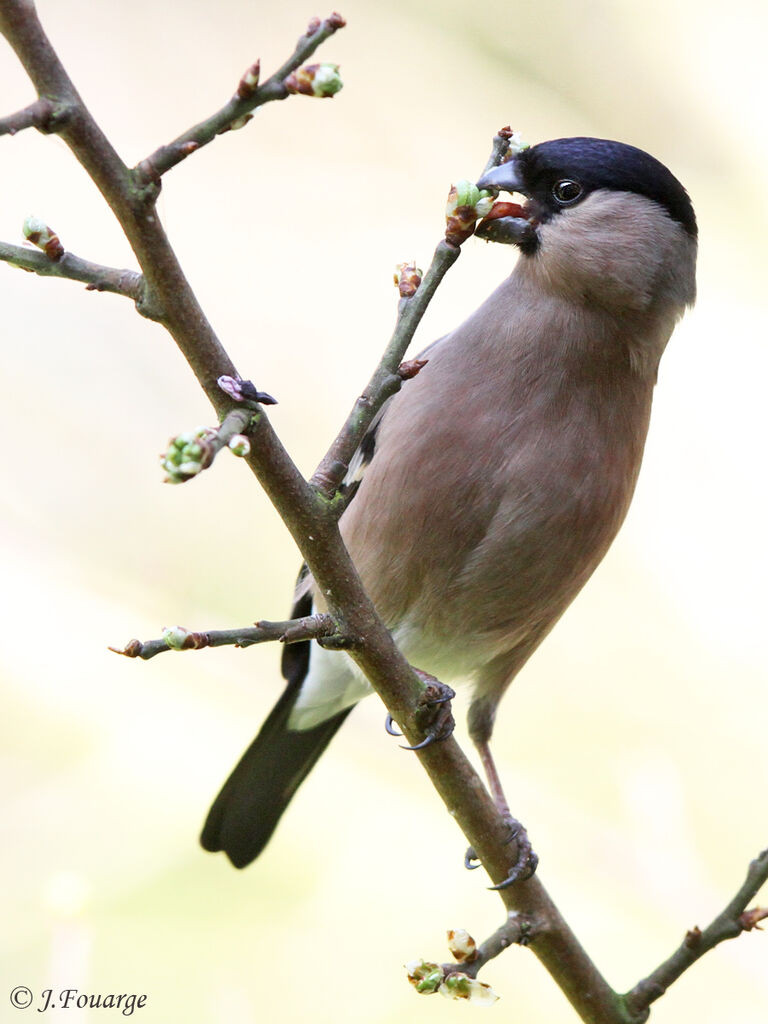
[37,989,147,1015]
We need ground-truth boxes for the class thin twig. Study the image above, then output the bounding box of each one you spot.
[624,848,768,1019]
[440,915,542,980]
[110,613,339,661]
[0,95,70,135]
[480,126,513,177]
[310,130,512,503]
[310,240,460,502]
[134,12,346,183]
[0,240,153,311]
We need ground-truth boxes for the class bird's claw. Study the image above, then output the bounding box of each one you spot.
[384,713,402,737]
[394,676,456,751]
[464,846,481,871]
[403,679,455,749]
[487,817,538,889]
[464,817,538,887]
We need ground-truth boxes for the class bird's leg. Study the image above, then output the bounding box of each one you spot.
[384,668,456,750]
[466,738,538,888]
[477,736,513,819]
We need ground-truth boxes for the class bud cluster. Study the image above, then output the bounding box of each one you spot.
[160,427,216,484]
[445,181,494,246]
[405,929,498,1005]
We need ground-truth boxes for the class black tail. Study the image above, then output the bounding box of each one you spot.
[200,584,351,868]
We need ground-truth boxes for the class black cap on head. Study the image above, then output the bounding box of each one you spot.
[517,137,697,238]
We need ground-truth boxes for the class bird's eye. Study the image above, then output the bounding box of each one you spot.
[552,179,583,204]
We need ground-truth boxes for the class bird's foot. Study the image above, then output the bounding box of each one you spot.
[402,673,456,750]
[384,672,456,750]
[465,816,538,889]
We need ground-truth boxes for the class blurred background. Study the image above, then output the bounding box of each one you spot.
[1,0,766,1021]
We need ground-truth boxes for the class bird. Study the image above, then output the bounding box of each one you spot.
[200,135,697,872]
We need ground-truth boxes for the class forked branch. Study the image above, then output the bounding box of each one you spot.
[135,12,346,183]
[624,848,768,1019]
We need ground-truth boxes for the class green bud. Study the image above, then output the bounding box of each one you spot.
[439,973,499,1005]
[405,959,444,995]
[23,214,64,260]
[163,626,190,650]
[454,180,481,209]
[507,130,529,155]
[311,63,343,96]
[228,434,251,457]
[284,62,343,98]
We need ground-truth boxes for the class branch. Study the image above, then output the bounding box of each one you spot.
[310,244,460,501]
[624,848,768,1019]
[0,95,70,135]
[134,12,346,183]
[408,918,543,1006]
[0,239,152,310]
[0,2,240,402]
[110,613,340,661]
[309,130,515,501]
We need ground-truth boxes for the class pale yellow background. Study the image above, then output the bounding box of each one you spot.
[1,1,766,1021]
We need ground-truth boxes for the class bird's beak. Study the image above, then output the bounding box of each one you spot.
[475,158,535,247]
[476,159,527,195]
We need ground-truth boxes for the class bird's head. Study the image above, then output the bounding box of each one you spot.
[476,137,697,316]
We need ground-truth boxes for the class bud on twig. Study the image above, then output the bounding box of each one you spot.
[161,626,210,651]
[405,960,444,995]
[739,907,768,931]
[284,63,344,97]
[160,427,216,484]
[163,626,191,650]
[228,434,251,457]
[108,639,143,658]
[439,973,499,1005]
[237,59,261,99]
[496,126,529,158]
[684,926,703,949]
[394,261,422,298]
[444,181,493,246]
[447,928,478,963]
[225,114,253,132]
[23,215,64,260]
